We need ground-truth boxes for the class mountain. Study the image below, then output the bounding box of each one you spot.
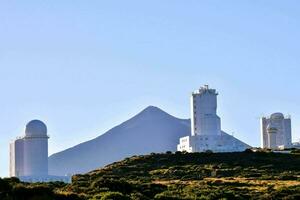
[49,106,191,176]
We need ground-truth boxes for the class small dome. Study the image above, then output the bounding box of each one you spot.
[271,113,284,120]
[25,120,47,136]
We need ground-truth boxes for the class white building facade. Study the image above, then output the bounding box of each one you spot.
[9,138,24,177]
[191,85,221,136]
[10,120,71,183]
[261,113,292,149]
[178,85,250,152]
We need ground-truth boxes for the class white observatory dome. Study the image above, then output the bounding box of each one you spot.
[25,120,47,137]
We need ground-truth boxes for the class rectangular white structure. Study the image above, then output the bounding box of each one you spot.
[178,132,250,153]
[191,85,221,136]
[9,138,24,177]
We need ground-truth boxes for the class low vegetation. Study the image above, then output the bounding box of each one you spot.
[1,151,300,199]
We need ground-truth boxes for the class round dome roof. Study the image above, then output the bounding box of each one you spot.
[271,113,284,120]
[25,120,47,136]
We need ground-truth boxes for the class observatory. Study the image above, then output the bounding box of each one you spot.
[178,85,250,152]
[23,120,49,176]
[190,85,221,136]
[10,120,70,183]
[261,113,292,149]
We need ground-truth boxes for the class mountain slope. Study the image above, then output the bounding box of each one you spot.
[49,106,191,176]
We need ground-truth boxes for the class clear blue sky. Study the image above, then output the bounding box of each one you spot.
[1,0,300,177]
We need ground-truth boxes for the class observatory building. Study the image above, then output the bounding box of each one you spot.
[10,120,70,183]
[261,113,292,149]
[177,85,250,152]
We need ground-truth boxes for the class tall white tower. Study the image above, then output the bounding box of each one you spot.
[23,120,49,176]
[191,85,221,136]
[178,85,250,153]
[267,125,278,149]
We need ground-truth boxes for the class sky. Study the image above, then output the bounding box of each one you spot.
[1,0,300,177]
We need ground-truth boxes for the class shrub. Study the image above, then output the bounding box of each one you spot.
[0,178,11,192]
[100,192,130,200]
[244,149,253,153]
[91,178,133,194]
[277,172,298,180]
[154,191,182,200]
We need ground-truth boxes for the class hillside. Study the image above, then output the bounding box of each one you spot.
[49,106,191,175]
[1,151,300,199]
[64,151,300,199]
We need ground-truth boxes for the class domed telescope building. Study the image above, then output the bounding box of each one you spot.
[23,120,49,176]
[10,120,70,183]
[261,113,292,149]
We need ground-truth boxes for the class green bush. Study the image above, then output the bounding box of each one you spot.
[100,192,129,200]
[154,191,183,200]
[91,178,133,194]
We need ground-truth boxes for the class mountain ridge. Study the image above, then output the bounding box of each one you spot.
[50,106,183,156]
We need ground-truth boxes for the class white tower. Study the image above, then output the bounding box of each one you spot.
[178,85,250,153]
[261,113,292,149]
[191,85,221,136]
[267,125,278,149]
[23,120,49,176]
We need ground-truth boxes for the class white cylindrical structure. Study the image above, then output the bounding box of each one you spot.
[23,120,49,176]
[267,125,277,149]
[191,85,221,136]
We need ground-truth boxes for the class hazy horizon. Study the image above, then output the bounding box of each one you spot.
[1,0,300,177]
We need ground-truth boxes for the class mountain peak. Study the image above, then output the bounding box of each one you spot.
[49,105,191,175]
[126,106,181,124]
[137,106,173,118]
[143,105,164,112]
